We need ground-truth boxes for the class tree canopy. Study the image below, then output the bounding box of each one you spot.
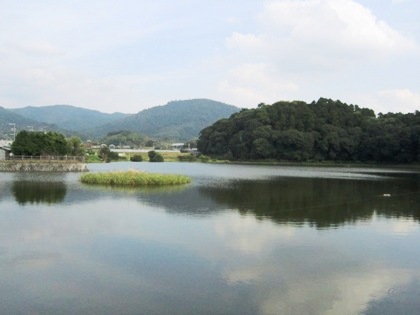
[11,131,84,156]
[197,98,420,163]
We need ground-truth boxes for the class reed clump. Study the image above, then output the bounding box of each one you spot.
[80,170,191,186]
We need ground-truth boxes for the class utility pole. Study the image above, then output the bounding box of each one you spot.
[8,123,16,141]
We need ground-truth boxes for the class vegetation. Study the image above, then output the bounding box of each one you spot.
[98,146,119,162]
[66,136,85,156]
[101,130,149,148]
[10,104,128,132]
[142,151,189,162]
[86,151,191,163]
[90,99,239,140]
[0,107,56,139]
[130,154,143,162]
[85,152,102,163]
[148,150,164,162]
[80,170,191,186]
[2,99,238,142]
[12,130,69,156]
[198,98,420,163]
[178,154,198,162]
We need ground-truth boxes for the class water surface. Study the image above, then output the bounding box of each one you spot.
[0,163,419,314]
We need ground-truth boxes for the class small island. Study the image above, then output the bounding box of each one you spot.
[80,170,191,186]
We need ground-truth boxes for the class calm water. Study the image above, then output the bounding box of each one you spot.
[0,162,419,315]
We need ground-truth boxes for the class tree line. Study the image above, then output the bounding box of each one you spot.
[11,130,84,156]
[197,98,420,163]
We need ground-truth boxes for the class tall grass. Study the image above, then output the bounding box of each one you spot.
[80,170,191,186]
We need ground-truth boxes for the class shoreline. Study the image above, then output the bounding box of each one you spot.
[0,160,88,172]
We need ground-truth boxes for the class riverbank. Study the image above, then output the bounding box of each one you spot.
[0,160,88,172]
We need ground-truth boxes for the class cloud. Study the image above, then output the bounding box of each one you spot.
[377,89,420,113]
[0,0,419,113]
[218,0,420,110]
[6,41,64,57]
[213,212,420,315]
[218,63,298,107]
[356,88,420,114]
[258,0,416,58]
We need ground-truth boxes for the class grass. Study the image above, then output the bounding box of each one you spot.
[128,152,191,162]
[80,170,192,186]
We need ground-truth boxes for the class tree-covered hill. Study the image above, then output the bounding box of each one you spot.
[0,106,58,139]
[10,105,129,132]
[89,99,240,141]
[197,98,420,163]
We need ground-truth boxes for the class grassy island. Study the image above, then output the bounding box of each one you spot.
[80,170,191,186]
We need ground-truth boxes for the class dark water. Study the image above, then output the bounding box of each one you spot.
[0,163,419,315]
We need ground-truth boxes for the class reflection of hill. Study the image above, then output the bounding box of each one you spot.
[136,186,224,216]
[12,181,67,205]
[199,174,420,228]
[69,183,223,216]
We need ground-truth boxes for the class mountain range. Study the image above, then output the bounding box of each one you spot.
[1,99,240,141]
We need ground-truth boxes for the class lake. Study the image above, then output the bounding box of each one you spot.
[0,162,419,315]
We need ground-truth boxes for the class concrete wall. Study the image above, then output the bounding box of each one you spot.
[0,161,88,172]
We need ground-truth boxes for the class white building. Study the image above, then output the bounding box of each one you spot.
[0,146,11,160]
[171,143,184,150]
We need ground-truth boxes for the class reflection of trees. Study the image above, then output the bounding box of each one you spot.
[135,186,224,216]
[199,175,420,228]
[12,181,67,205]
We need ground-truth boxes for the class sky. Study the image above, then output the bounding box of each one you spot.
[0,0,419,114]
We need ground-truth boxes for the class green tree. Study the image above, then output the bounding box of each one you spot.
[197,97,419,163]
[11,131,68,156]
[148,150,164,162]
[99,145,119,162]
[130,154,143,162]
[66,137,85,156]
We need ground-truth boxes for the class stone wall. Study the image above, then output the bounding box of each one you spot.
[0,160,88,172]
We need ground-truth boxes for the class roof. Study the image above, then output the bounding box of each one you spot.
[0,146,12,152]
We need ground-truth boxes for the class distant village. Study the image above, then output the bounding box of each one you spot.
[1,133,198,161]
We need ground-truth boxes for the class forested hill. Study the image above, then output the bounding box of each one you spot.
[89,99,239,140]
[197,98,420,163]
[11,105,129,131]
[0,106,58,138]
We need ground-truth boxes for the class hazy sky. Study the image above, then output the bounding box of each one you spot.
[1,0,419,114]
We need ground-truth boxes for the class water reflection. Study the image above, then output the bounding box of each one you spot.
[12,180,67,205]
[363,279,420,314]
[1,165,419,314]
[199,175,420,228]
[62,169,420,228]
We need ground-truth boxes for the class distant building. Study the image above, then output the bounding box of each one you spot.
[0,140,12,147]
[0,146,12,160]
[171,143,184,150]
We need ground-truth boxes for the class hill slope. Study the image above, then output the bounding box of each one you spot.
[198,98,420,163]
[0,107,59,139]
[11,105,129,131]
[91,99,240,140]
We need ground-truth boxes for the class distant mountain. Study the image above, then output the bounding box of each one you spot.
[4,99,240,141]
[0,107,59,139]
[10,105,129,132]
[90,99,240,141]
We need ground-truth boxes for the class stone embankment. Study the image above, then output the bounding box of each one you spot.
[0,160,88,172]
